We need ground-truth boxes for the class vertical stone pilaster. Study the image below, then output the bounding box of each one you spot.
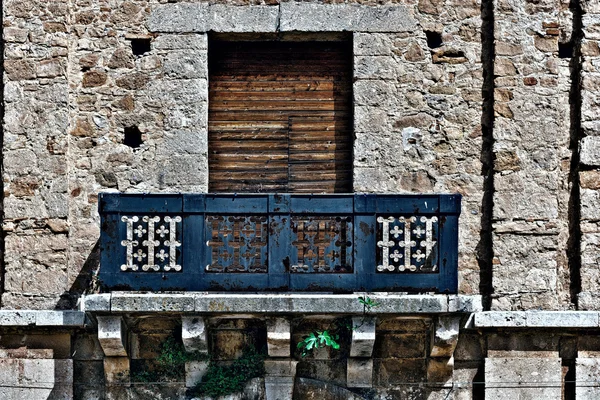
[491,0,573,310]
[264,359,298,400]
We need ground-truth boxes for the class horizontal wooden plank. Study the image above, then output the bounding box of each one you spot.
[209,111,350,122]
[289,151,352,161]
[210,141,289,151]
[210,100,349,112]
[209,153,288,161]
[210,91,349,101]
[210,81,345,92]
[209,131,289,140]
[211,171,289,180]
[211,74,350,82]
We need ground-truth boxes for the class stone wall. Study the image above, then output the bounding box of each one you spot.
[0,0,599,381]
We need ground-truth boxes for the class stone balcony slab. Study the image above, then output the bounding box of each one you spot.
[474,311,600,328]
[82,293,482,314]
[0,311,87,327]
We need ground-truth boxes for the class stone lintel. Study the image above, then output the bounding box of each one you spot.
[0,310,87,327]
[267,317,291,358]
[182,316,208,354]
[349,316,376,358]
[279,3,417,33]
[474,311,600,328]
[430,316,460,358]
[83,293,482,314]
[97,316,127,357]
[347,358,373,388]
[148,3,416,34]
[148,4,278,33]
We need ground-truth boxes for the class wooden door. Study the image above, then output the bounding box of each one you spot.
[208,40,353,193]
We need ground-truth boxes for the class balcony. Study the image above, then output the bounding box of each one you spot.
[99,193,461,293]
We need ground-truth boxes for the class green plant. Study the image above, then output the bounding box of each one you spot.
[297,330,340,357]
[189,347,265,397]
[297,296,379,357]
[131,334,208,383]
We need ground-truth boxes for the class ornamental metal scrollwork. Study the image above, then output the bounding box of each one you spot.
[290,216,353,273]
[206,216,268,273]
[120,215,182,272]
[376,216,438,273]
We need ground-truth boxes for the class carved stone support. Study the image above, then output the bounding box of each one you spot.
[182,316,209,354]
[267,317,291,358]
[350,316,376,358]
[430,316,460,358]
[97,316,127,357]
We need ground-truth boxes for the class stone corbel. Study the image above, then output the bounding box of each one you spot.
[428,316,461,386]
[267,317,291,358]
[182,316,209,354]
[347,316,376,388]
[97,316,127,357]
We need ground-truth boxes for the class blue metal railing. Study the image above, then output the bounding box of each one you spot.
[99,193,461,293]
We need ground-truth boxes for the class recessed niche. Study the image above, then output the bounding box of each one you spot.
[124,126,143,149]
[558,41,573,59]
[129,38,152,56]
[425,31,443,49]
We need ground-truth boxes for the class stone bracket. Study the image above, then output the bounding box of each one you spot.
[97,316,127,357]
[267,317,291,358]
[264,359,298,400]
[430,315,460,358]
[182,316,208,354]
[350,316,377,358]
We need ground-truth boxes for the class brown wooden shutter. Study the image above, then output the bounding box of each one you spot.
[208,40,353,193]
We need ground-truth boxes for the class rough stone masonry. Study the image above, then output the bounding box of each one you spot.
[2,0,600,399]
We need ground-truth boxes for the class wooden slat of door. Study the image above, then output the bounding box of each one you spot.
[209,40,352,193]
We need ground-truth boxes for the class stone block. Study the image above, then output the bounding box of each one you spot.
[581,188,600,221]
[182,316,208,354]
[82,294,111,312]
[185,360,209,388]
[347,358,373,388]
[526,311,598,327]
[97,316,127,357]
[147,3,278,33]
[267,318,291,358]
[147,3,207,33]
[279,3,417,33]
[448,295,483,312]
[264,359,298,377]
[427,357,453,384]
[0,311,36,326]
[209,5,279,33]
[265,376,295,400]
[485,357,561,399]
[103,357,129,384]
[153,34,207,51]
[577,357,600,399]
[111,293,194,312]
[581,136,600,166]
[36,311,86,327]
[373,333,427,359]
[349,316,376,358]
[431,316,460,358]
[374,358,427,386]
[474,312,527,327]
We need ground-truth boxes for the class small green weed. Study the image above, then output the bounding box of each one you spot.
[297,296,379,357]
[131,335,208,383]
[189,347,265,397]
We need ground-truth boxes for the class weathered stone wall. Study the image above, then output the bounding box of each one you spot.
[491,0,574,310]
[1,0,599,310]
[578,1,600,310]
